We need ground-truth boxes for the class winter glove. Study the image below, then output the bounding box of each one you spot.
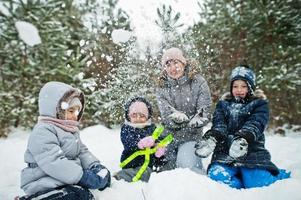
[204,129,227,143]
[78,169,111,190]
[188,115,208,128]
[96,168,111,191]
[236,130,256,143]
[195,136,216,158]
[168,110,189,124]
[138,136,155,149]
[89,162,103,174]
[229,137,248,159]
[155,147,166,158]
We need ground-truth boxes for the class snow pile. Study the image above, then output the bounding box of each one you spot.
[0,125,301,200]
[15,21,42,46]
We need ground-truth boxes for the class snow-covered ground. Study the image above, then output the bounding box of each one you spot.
[0,125,301,200]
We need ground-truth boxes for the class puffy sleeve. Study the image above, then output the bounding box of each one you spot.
[212,100,228,139]
[78,136,100,170]
[156,87,180,129]
[237,99,269,142]
[195,74,212,119]
[120,125,141,152]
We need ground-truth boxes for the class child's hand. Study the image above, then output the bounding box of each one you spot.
[155,146,166,158]
[89,162,102,174]
[195,137,216,158]
[97,168,111,191]
[138,136,155,149]
[229,137,248,158]
[78,169,110,190]
[168,111,189,124]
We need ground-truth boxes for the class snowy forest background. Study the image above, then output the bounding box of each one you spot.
[0,0,300,137]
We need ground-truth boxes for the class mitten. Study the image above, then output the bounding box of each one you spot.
[138,136,155,149]
[78,169,111,190]
[97,168,111,191]
[188,115,208,128]
[155,147,166,158]
[229,137,248,158]
[195,136,216,158]
[204,129,226,143]
[89,162,103,174]
[168,110,189,124]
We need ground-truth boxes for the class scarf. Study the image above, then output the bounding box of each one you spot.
[124,119,152,129]
[38,116,79,133]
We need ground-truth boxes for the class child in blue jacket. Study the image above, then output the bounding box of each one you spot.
[195,65,290,189]
[114,96,166,182]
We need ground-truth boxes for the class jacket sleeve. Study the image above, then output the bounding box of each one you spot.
[211,101,228,140]
[156,88,181,129]
[237,100,269,143]
[28,125,83,184]
[78,137,100,170]
[120,126,141,152]
[195,75,212,120]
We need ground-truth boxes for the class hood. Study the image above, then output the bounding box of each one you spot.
[38,81,85,120]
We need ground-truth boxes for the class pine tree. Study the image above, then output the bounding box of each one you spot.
[191,0,301,126]
[155,4,184,50]
[0,0,96,136]
[77,0,135,126]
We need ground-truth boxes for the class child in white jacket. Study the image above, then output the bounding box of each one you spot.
[20,82,110,200]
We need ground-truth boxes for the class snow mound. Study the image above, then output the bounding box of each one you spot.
[1,125,301,200]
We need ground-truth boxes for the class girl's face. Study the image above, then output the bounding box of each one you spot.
[65,106,80,121]
[129,113,147,123]
[164,59,185,79]
[232,80,248,98]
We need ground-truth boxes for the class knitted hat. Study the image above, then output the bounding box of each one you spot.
[161,47,187,66]
[230,65,256,92]
[128,101,149,118]
[124,96,153,121]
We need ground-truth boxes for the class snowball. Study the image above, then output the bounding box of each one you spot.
[74,110,79,116]
[61,101,69,110]
[97,169,108,178]
[15,21,42,46]
[111,29,132,44]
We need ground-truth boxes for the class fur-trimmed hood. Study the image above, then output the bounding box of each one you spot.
[220,89,267,101]
[156,59,200,88]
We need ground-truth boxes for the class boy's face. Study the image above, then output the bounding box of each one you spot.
[65,106,80,121]
[232,80,248,98]
[129,113,147,123]
[164,59,185,79]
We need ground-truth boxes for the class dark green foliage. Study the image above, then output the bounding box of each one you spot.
[0,0,299,137]
[77,0,133,127]
[190,0,301,126]
[0,0,93,136]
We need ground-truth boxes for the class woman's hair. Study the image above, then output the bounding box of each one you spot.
[156,59,201,88]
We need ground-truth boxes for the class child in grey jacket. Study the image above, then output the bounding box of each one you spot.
[156,47,212,173]
[20,82,110,200]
